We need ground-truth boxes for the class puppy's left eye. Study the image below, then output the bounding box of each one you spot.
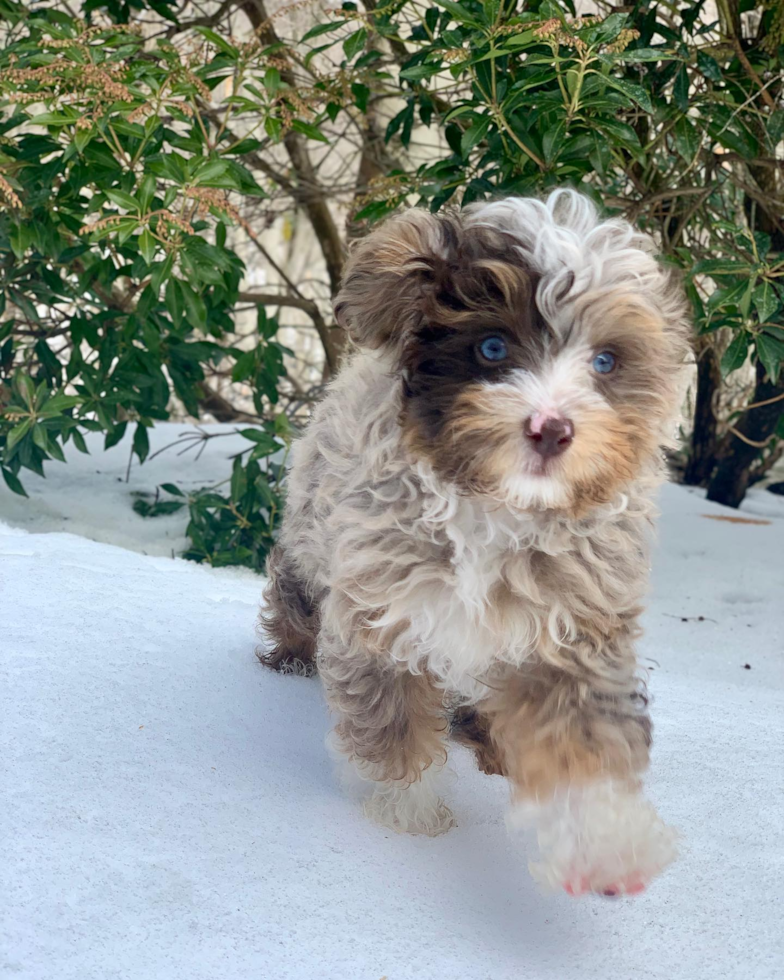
[592,351,616,375]
[478,336,508,362]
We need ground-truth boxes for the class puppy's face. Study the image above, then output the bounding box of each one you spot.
[335,197,690,514]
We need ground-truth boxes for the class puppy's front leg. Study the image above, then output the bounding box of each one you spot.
[488,654,677,896]
[320,610,454,836]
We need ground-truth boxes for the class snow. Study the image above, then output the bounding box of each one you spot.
[0,424,259,559]
[2,426,784,980]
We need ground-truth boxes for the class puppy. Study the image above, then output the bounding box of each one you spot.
[259,190,689,897]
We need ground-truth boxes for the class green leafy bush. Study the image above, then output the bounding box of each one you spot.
[0,0,782,567]
[0,3,292,566]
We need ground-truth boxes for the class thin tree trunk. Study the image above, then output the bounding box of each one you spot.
[683,340,722,486]
[240,0,348,374]
[706,361,784,507]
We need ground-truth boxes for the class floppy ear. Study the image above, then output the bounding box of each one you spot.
[334,210,448,350]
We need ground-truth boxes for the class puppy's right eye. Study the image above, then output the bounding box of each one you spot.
[478,336,508,362]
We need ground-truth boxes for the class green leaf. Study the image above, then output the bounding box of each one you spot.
[460,115,491,157]
[71,429,89,455]
[14,373,35,409]
[611,47,674,63]
[768,109,784,148]
[239,428,278,453]
[433,0,484,27]
[230,455,247,500]
[6,418,32,453]
[585,11,628,44]
[343,28,367,61]
[38,393,81,418]
[133,423,150,464]
[264,67,281,95]
[74,126,93,153]
[139,229,156,265]
[104,422,128,450]
[696,50,722,82]
[133,498,186,518]
[399,63,443,82]
[138,175,156,213]
[756,333,784,384]
[708,280,749,314]
[29,110,81,127]
[105,189,140,212]
[351,82,370,113]
[179,281,207,330]
[194,26,239,58]
[2,466,27,496]
[753,281,780,325]
[443,104,476,123]
[674,66,689,111]
[193,159,230,185]
[160,483,184,496]
[151,252,174,294]
[738,279,754,320]
[290,119,329,143]
[500,29,536,50]
[599,76,653,113]
[673,116,700,161]
[165,277,184,330]
[690,259,749,278]
[265,116,283,141]
[721,332,749,377]
[301,21,343,42]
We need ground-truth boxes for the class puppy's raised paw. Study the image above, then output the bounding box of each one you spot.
[508,778,678,897]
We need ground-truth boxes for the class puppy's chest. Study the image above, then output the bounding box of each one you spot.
[395,515,571,697]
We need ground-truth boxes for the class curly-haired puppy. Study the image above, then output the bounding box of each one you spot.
[259,190,689,898]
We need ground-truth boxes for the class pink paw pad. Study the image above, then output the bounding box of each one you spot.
[563,875,646,898]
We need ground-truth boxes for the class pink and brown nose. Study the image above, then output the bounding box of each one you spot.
[524,413,574,458]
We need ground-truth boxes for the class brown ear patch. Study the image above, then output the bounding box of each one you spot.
[333,210,449,350]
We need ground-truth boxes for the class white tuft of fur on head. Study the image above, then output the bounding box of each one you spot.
[466,189,683,338]
[507,778,679,896]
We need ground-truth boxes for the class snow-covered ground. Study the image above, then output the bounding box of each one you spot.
[2,425,783,980]
[0,424,259,559]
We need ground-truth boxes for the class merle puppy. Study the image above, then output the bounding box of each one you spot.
[259,190,688,897]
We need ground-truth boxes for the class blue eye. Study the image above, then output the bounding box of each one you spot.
[592,351,616,375]
[479,336,508,362]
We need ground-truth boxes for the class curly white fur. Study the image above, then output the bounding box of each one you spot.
[508,780,679,895]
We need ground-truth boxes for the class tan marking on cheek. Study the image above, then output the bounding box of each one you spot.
[563,406,658,513]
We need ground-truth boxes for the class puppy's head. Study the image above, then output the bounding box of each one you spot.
[335,191,691,514]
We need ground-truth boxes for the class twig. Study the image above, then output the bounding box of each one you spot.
[237,291,324,313]
[727,425,777,448]
[745,390,784,411]
[730,37,776,111]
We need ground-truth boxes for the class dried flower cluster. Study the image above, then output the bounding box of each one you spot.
[185,187,242,224]
[532,16,638,55]
[0,60,132,115]
[354,172,413,209]
[0,174,22,210]
[607,29,642,54]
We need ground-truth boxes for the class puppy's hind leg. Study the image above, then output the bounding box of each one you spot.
[257,545,320,677]
[321,627,454,836]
